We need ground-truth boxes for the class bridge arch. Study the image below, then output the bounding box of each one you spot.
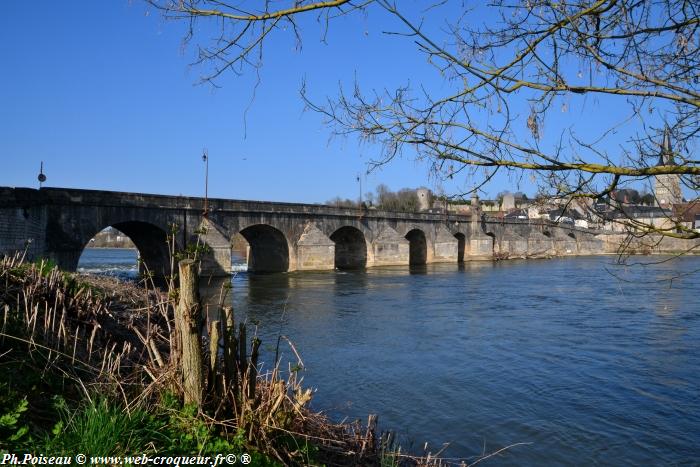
[405,229,427,265]
[239,224,290,273]
[454,232,466,262]
[330,226,367,270]
[78,221,171,280]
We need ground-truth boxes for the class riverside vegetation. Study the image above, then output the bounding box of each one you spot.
[0,244,502,466]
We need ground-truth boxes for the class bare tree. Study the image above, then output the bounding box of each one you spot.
[146,0,365,84]
[149,0,699,240]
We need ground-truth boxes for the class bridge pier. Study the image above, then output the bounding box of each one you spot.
[46,249,82,272]
[372,227,409,266]
[296,223,335,270]
[553,231,578,256]
[432,227,459,262]
[578,235,604,255]
[466,194,494,260]
[495,232,528,259]
[527,231,555,257]
[198,218,232,277]
[469,232,494,259]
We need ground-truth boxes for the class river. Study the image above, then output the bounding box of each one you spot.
[79,249,700,465]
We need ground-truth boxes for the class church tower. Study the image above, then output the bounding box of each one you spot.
[654,127,682,208]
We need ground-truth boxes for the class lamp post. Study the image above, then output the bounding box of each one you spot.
[357,173,362,206]
[37,161,46,188]
[202,150,209,218]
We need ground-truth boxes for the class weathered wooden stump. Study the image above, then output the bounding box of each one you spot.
[176,259,203,407]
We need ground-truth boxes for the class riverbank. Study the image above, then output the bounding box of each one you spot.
[0,255,475,466]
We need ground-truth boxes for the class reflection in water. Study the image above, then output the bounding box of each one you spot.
[333,269,368,294]
[245,273,291,305]
[408,264,428,275]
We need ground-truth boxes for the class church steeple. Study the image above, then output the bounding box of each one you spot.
[657,125,675,166]
[654,125,682,207]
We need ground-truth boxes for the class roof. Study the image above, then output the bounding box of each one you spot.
[504,208,528,219]
[602,205,669,219]
[546,207,586,220]
[673,201,700,223]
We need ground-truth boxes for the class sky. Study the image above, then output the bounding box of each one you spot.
[0,1,681,203]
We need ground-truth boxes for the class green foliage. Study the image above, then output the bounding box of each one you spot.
[43,398,163,456]
[0,384,30,451]
[173,242,213,263]
[35,258,58,276]
[276,433,320,466]
[0,372,279,463]
[152,392,280,464]
[169,223,180,236]
[3,390,281,464]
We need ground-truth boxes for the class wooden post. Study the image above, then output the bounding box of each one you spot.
[248,337,261,400]
[208,319,221,396]
[238,322,247,378]
[209,320,220,373]
[176,259,203,408]
[221,306,238,396]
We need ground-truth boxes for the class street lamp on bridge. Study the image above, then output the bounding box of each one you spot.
[202,150,209,218]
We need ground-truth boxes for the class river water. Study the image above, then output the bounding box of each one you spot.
[79,249,700,465]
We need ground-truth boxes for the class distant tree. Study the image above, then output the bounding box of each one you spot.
[640,192,656,206]
[375,184,392,208]
[611,188,642,205]
[628,190,642,205]
[326,196,358,208]
[496,191,509,207]
[368,185,421,212]
[396,188,419,212]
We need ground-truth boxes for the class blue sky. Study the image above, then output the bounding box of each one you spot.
[0,1,439,203]
[0,1,676,203]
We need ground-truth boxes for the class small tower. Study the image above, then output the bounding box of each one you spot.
[416,188,431,211]
[470,192,482,222]
[654,126,682,208]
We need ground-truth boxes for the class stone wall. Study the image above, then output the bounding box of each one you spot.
[600,233,700,255]
[0,206,46,260]
[0,188,47,260]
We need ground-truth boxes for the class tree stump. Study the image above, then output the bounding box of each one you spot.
[176,259,203,407]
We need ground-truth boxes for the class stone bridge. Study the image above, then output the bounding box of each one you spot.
[0,187,604,278]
